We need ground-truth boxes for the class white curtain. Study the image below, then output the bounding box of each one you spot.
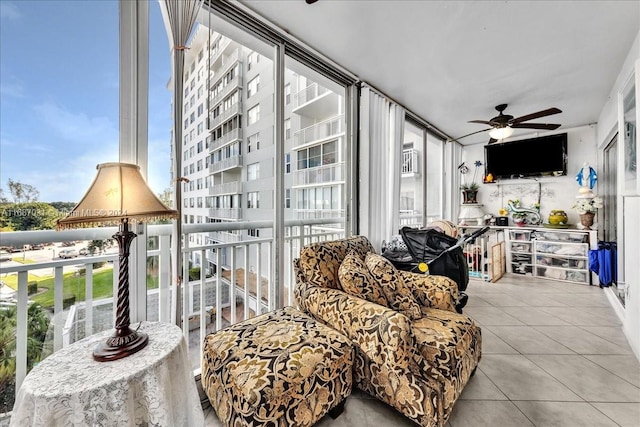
[359,86,406,251]
[158,0,203,325]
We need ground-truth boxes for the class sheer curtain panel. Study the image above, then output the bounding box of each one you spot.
[359,86,405,251]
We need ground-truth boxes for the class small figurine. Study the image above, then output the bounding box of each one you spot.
[576,162,597,198]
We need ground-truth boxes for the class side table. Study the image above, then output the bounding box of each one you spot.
[10,322,204,426]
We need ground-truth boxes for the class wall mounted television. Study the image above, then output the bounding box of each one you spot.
[484,133,568,180]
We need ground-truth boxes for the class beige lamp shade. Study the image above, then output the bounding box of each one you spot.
[488,126,514,140]
[57,162,178,230]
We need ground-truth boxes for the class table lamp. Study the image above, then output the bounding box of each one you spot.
[57,163,178,361]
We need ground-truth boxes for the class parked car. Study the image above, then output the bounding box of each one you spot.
[59,249,79,259]
[61,241,76,247]
[31,244,45,250]
[79,248,90,256]
[0,251,11,262]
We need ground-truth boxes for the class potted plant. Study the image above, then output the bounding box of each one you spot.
[458,160,482,204]
[511,211,528,227]
[572,196,603,230]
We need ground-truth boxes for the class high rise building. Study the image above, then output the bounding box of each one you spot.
[170,25,346,278]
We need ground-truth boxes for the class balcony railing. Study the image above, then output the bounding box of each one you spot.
[293,82,329,108]
[210,181,243,195]
[292,115,344,148]
[208,128,243,151]
[208,102,242,130]
[208,207,242,219]
[0,218,344,412]
[293,162,344,187]
[209,155,243,174]
[209,75,242,106]
[402,149,420,175]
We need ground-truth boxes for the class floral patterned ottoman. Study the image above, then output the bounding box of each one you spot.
[202,306,353,426]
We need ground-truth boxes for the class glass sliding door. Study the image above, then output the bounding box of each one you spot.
[400,120,425,227]
[426,132,445,223]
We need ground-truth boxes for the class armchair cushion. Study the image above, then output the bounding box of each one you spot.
[365,253,422,320]
[338,251,388,307]
[398,271,458,312]
[413,308,477,380]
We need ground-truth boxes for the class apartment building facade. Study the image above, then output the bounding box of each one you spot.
[172,25,347,275]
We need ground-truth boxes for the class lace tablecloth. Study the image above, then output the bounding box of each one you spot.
[10,322,204,426]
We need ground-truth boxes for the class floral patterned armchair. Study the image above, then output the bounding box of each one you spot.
[293,236,482,427]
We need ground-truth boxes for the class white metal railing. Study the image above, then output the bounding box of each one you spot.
[210,74,242,106]
[208,207,242,219]
[209,155,242,174]
[399,211,423,227]
[209,128,243,151]
[0,218,344,410]
[402,149,419,175]
[293,162,344,186]
[292,115,344,148]
[293,82,329,108]
[210,180,243,195]
[208,102,242,130]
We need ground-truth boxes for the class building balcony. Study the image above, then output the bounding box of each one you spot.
[208,230,242,244]
[209,74,242,106]
[209,155,243,174]
[402,148,420,176]
[209,46,240,75]
[293,162,344,187]
[292,115,344,149]
[292,82,341,119]
[208,102,242,130]
[209,180,243,195]
[208,128,243,152]
[209,207,242,219]
[294,208,345,220]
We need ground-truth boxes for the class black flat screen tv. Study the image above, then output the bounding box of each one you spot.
[484,133,568,180]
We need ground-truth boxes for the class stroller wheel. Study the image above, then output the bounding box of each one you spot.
[456,292,469,314]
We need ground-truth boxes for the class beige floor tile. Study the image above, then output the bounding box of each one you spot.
[464,306,525,326]
[486,325,574,354]
[458,369,507,400]
[478,327,519,354]
[499,306,571,325]
[527,354,640,402]
[479,354,581,401]
[534,325,632,355]
[585,354,640,388]
[513,401,619,427]
[360,397,415,426]
[315,397,369,427]
[447,400,534,427]
[581,326,634,349]
[591,402,640,427]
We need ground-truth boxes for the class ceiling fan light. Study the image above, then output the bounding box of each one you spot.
[489,127,514,140]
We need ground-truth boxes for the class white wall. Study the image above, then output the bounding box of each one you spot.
[596,30,640,360]
[460,125,597,226]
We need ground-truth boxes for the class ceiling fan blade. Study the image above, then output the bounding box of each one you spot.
[487,138,498,144]
[468,120,493,125]
[447,128,492,142]
[511,123,561,130]
[510,107,562,124]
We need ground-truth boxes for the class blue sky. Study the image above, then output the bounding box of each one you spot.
[0,1,172,202]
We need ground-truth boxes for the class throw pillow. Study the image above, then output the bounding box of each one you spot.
[365,253,422,320]
[338,251,388,307]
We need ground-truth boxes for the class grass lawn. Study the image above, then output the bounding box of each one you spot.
[11,258,38,264]
[31,266,160,308]
[1,273,42,290]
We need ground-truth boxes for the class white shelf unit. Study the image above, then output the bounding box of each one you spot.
[505,227,594,284]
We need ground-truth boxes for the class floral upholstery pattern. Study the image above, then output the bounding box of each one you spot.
[338,251,388,307]
[295,236,482,427]
[365,253,422,320]
[298,236,375,290]
[202,306,353,427]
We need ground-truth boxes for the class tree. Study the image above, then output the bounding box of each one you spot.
[7,179,39,203]
[2,202,60,231]
[0,188,8,204]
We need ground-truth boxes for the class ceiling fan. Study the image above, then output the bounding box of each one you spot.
[451,104,562,144]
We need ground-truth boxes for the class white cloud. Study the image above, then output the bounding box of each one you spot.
[0,2,21,21]
[33,101,117,144]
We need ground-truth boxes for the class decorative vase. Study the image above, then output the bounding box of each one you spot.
[513,217,526,227]
[580,212,595,229]
[548,210,568,225]
[462,189,478,204]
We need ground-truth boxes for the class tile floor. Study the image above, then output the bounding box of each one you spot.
[204,275,640,427]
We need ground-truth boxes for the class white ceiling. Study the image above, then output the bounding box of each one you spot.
[240,0,639,144]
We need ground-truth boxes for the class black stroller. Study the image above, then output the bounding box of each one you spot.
[383,226,490,313]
